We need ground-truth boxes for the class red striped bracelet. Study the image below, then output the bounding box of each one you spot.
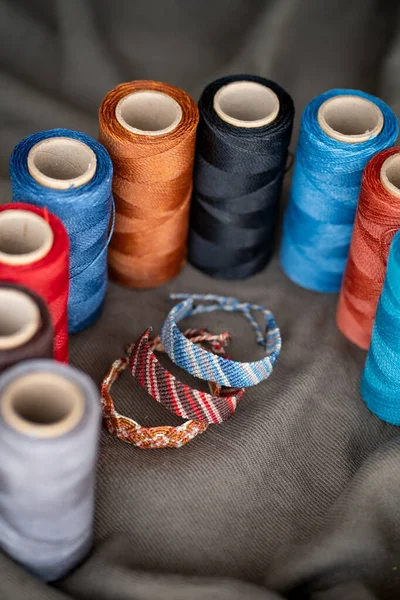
[101,329,244,449]
[128,329,245,424]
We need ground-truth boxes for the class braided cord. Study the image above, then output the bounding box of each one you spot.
[100,328,240,448]
[101,357,208,449]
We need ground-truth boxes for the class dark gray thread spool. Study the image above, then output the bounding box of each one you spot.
[0,283,54,371]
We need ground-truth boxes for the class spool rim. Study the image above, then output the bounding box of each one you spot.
[115,90,183,136]
[1,372,85,438]
[317,95,384,143]
[0,209,53,266]
[27,136,97,190]
[213,80,280,128]
[380,153,400,199]
[0,289,40,350]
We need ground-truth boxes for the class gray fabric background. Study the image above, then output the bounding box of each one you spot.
[1,1,400,598]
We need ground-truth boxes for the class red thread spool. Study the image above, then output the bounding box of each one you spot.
[337,147,400,349]
[0,203,69,362]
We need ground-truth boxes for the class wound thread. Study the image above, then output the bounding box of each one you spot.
[99,80,199,289]
[10,129,114,334]
[0,359,100,581]
[0,203,69,363]
[337,147,400,349]
[361,230,400,424]
[280,89,398,293]
[188,75,294,280]
[0,283,53,371]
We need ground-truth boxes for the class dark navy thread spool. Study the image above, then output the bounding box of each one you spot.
[188,75,294,280]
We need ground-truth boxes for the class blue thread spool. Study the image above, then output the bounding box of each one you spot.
[361,230,400,424]
[9,129,113,334]
[280,90,398,293]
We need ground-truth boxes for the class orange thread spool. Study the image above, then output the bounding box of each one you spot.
[337,147,400,349]
[99,81,199,288]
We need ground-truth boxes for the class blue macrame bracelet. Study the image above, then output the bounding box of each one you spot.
[160,294,281,388]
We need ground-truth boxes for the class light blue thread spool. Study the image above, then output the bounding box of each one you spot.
[280,90,398,293]
[9,129,114,333]
[361,230,400,424]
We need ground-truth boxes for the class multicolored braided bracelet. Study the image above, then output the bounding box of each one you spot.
[100,329,235,449]
[160,293,281,388]
[127,328,245,424]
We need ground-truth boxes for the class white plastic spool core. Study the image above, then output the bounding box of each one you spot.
[380,154,400,199]
[2,372,85,438]
[213,81,280,128]
[115,90,182,136]
[0,210,53,266]
[27,137,97,190]
[317,95,384,143]
[0,289,40,350]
